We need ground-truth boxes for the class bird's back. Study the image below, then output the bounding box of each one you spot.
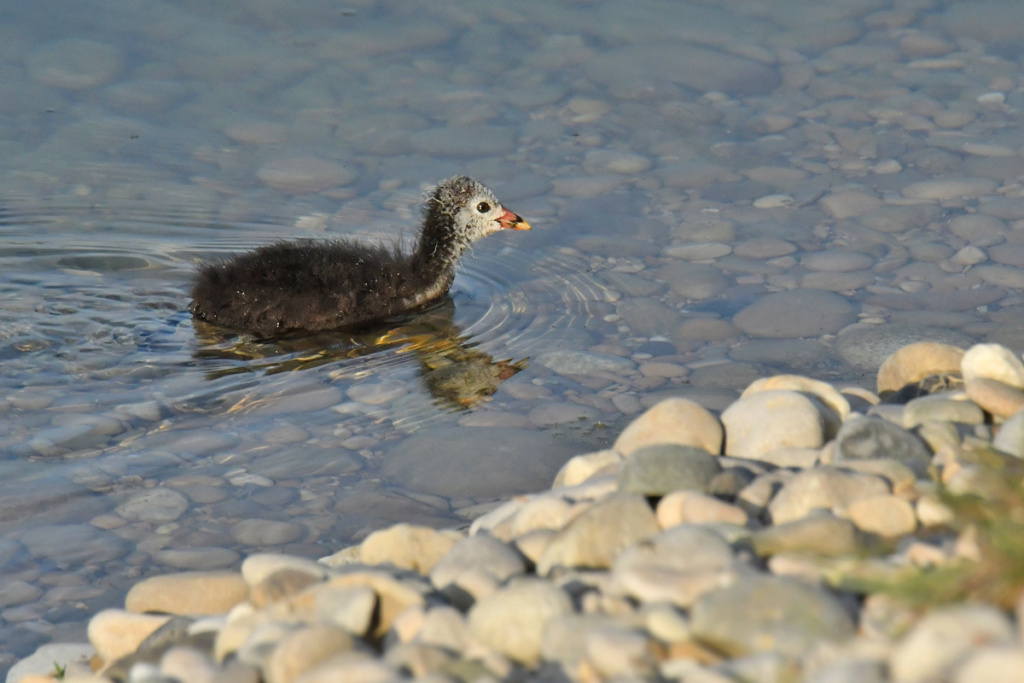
[191,240,427,337]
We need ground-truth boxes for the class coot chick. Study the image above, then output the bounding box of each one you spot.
[190,176,531,337]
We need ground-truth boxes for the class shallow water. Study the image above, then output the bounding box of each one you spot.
[2,0,1024,670]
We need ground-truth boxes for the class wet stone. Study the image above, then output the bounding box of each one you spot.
[257,158,356,193]
[655,262,730,301]
[382,427,585,500]
[615,297,682,337]
[152,547,242,571]
[232,518,305,547]
[26,38,122,89]
[20,524,127,565]
[116,488,190,523]
[902,177,997,201]
[617,444,722,496]
[733,290,858,339]
[535,350,634,377]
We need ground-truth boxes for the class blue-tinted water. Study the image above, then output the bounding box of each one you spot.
[2,0,1024,670]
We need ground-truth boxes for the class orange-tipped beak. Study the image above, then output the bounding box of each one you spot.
[498,209,531,231]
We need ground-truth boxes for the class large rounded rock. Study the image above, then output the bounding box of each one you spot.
[721,390,827,460]
[617,445,722,496]
[537,494,659,575]
[613,398,723,456]
[877,341,965,394]
[125,571,249,615]
[468,579,573,666]
[691,576,855,657]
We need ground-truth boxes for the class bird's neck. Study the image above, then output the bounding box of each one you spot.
[402,212,462,309]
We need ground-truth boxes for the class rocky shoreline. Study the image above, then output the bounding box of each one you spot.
[10,340,1024,683]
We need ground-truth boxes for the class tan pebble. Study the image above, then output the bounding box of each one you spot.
[752,194,794,209]
[295,655,397,683]
[513,529,556,565]
[916,494,955,528]
[611,393,643,414]
[966,378,1024,419]
[511,496,574,537]
[537,494,659,575]
[902,178,997,201]
[877,341,964,395]
[125,571,249,615]
[552,449,623,488]
[88,608,171,664]
[819,190,882,219]
[657,490,748,528]
[266,624,355,683]
[613,398,723,457]
[241,554,328,586]
[721,390,827,460]
[847,495,917,538]
[468,579,573,666]
[961,343,1024,389]
[360,524,461,574]
[328,571,426,638]
[742,374,850,422]
[251,569,322,608]
[639,361,687,378]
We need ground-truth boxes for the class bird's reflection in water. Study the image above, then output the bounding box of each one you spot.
[192,299,527,410]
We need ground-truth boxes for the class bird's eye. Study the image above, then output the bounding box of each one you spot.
[476,201,491,213]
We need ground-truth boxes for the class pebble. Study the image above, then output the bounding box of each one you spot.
[617,445,722,496]
[468,579,573,666]
[901,178,997,201]
[534,350,634,377]
[116,488,190,523]
[965,378,1024,419]
[231,519,305,546]
[690,576,855,658]
[721,390,828,460]
[26,38,122,89]
[125,571,250,615]
[876,341,965,395]
[846,495,917,538]
[890,604,1015,682]
[613,397,723,456]
[537,493,659,575]
[360,524,461,575]
[819,190,882,219]
[256,158,356,193]
[768,467,890,524]
[733,290,858,338]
